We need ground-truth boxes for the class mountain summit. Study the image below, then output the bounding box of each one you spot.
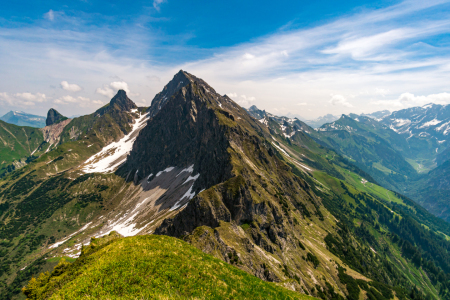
[108,89,137,112]
[147,70,210,117]
[46,108,67,126]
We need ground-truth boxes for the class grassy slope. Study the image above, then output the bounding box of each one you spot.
[272,132,450,298]
[0,120,44,176]
[23,234,315,300]
[0,104,147,298]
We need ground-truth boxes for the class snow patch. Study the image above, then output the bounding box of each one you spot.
[176,165,194,177]
[49,222,92,249]
[98,198,154,237]
[420,119,441,128]
[82,112,149,173]
[156,167,175,177]
[183,173,200,185]
[271,142,290,157]
[170,184,197,211]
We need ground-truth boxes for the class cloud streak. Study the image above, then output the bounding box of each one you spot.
[1,0,450,118]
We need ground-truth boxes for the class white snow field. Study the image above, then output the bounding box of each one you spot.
[81,111,149,173]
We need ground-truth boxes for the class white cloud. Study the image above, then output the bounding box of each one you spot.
[329,95,353,107]
[398,92,450,105]
[44,10,55,21]
[227,92,237,97]
[234,94,256,107]
[54,95,104,107]
[96,81,138,98]
[322,29,411,60]
[135,99,148,107]
[0,92,12,105]
[243,53,255,60]
[297,102,308,106]
[0,92,46,107]
[1,0,450,118]
[61,81,82,92]
[153,0,166,11]
[96,86,115,98]
[371,92,450,108]
[110,81,131,94]
[370,99,404,108]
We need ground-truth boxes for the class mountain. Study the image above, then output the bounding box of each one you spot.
[22,233,313,300]
[249,104,450,222]
[361,110,391,120]
[0,111,46,128]
[312,114,418,191]
[379,103,450,168]
[303,114,340,128]
[0,72,450,299]
[45,108,67,126]
[246,105,313,136]
[0,120,44,177]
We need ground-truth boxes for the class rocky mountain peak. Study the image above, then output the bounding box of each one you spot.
[46,108,67,126]
[147,70,215,118]
[110,90,137,111]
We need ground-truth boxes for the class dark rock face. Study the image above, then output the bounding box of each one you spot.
[246,105,266,119]
[98,90,137,115]
[46,108,67,126]
[118,83,233,194]
[58,90,139,145]
[121,71,327,289]
[147,70,210,118]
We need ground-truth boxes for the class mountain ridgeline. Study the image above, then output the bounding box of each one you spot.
[0,71,450,299]
[0,111,46,128]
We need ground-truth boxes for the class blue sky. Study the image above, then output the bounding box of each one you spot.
[1,0,450,119]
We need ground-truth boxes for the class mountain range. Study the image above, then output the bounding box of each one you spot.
[0,111,46,128]
[0,71,450,299]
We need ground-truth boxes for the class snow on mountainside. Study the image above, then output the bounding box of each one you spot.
[361,109,391,120]
[48,72,213,256]
[246,105,313,136]
[80,109,149,173]
[380,103,450,142]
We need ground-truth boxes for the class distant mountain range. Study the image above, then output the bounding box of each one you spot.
[0,110,46,128]
[248,102,450,223]
[302,113,340,128]
[1,72,450,299]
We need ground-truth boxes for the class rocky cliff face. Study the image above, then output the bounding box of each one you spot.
[147,70,210,118]
[46,108,67,126]
[97,90,137,115]
[41,118,72,145]
[119,82,233,193]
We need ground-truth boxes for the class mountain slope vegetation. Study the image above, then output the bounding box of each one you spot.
[22,233,313,300]
[0,71,449,299]
[0,120,44,177]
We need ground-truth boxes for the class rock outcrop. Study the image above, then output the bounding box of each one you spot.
[41,118,72,145]
[46,108,67,126]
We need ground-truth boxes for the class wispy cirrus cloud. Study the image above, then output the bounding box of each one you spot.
[1,0,450,118]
